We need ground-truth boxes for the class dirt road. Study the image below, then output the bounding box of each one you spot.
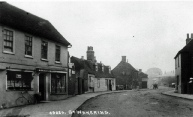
[72,87,193,117]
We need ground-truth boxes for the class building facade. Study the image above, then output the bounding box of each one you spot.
[174,33,193,94]
[0,2,71,107]
[112,56,139,90]
[71,46,116,94]
[138,69,148,89]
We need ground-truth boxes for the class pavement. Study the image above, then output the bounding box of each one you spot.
[161,89,193,100]
[0,90,126,117]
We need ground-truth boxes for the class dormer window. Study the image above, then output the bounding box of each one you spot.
[102,64,104,72]
[96,65,98,71]
[109,66,111,74]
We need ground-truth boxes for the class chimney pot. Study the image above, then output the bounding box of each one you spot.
[191,33,193,39]
[122,56,126,62]
[186,33,192,45]
[187,33,189,39]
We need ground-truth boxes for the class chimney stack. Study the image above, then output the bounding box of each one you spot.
[122,56,126,62]
[81,56,84,60]
[191,33,193,39]
[87,46,95,62]
[187,33,189,39]
[186,33,192,45]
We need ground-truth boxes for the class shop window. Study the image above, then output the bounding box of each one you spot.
[7,71,33,90]
[51,73,66,94]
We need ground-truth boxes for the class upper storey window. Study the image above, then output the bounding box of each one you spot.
[41,41,48,59]
[25,35,33,56]
[55,45,61,62]
[3,29,14,53]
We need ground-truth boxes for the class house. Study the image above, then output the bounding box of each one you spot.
[138,69,148,89]
[174,33,193,94]
[0,2,71,107]
[71,46,116,94]
[70,56,95,94]
[112,56,139,90]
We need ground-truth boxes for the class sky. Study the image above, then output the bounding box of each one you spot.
[5,0,193,73]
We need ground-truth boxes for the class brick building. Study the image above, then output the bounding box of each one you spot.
[112,56,139,90]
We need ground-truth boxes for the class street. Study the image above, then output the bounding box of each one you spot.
[72,87,193,117]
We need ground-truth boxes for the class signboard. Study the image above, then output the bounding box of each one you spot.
[16,74,22,78]
[72,70,75,74]
[68,63,74,68]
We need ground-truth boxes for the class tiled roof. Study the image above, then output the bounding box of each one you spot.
[0,2,70,46]
[138,72,148,78]
[71,56,114,78]
[112,61,137,76]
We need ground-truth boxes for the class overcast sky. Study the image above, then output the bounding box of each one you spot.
[6,0,193,73]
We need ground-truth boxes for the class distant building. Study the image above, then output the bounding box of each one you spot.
[71,46,116,94]
[0,2,71,107]
[174,33,193,94]
[146,68,162,89]
[112,56,139,90]
[138,69,148,88]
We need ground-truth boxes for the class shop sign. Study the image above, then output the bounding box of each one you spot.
[16,74,22,78]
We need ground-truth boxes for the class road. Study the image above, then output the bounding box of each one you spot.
[72,87,193,117]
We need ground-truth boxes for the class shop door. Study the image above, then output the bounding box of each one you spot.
[39,73,45,101]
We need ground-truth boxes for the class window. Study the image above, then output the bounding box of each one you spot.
[178,56,180,67]
[25,35,33,56]
[97,79,100,88]
[105,79,108,86]
[95,65,98,71]
[112,80,114,86]
[3,29,14,53]
[51,73,66,94]
[55,45,61,62]
[7,71,33,90]
[41,41,48,59]
[109,67,111,74]
[102,65,104,72]
[89,76,92,83]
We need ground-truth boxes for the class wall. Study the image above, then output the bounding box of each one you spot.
[0,25,68,70]
[175,54,181,93]
[0,25,69,107]
[94,78,116,92]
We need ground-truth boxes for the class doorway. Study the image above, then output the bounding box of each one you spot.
[109,80,112,91]
[39,73,45,101]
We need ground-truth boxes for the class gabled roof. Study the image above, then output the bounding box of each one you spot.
[95,64,114,78]
[0,2,71,46]
[174,39,193,59]
[112,61,137,76]
[71,56,94,74]
[138,71,148,78]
